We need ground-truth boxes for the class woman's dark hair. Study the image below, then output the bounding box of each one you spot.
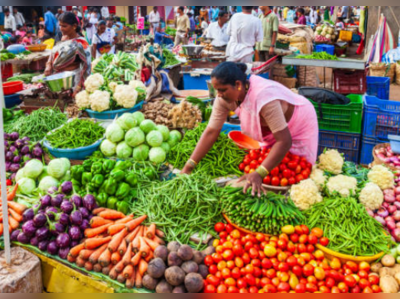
[16,25,23,30]
[98,20,106,26]
[27,30,33,35]
[59,12,81,33]
[178,6,185,12]
[297,8,305,15]
[211,62,247,86]
[242,6,254,12]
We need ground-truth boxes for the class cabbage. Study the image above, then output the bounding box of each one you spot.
[132,144,150,161]
[60,158,71,171]
[18,178,36,195]
[117,113,137,130]
[125,127,145,147]
[149,147,166,163]
[38,176,59,193]
[132,111,145,125]
[106,123,125,143]
[38,166,49,181]
[100,139,117,157]
[116,141,133,159]
[48,159,67,179]
[60,171,71,182]
[24,159,43,179]
[15,168,25,183]
[146,131,163,147]
[160,142,171,154]
[157,125,170,142]
[140,119,157,134]
[167,130,182,148]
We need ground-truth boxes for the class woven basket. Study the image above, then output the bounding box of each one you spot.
[227,179,290,195]
[372,143,397,171]
[27,44,47,52]
[222,213,270,237]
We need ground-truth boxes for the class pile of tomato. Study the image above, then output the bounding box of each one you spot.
[238,149,312,187]
[203,223,381,293]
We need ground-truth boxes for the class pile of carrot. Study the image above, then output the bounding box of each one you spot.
[0,199,27,235]
[68,208,165,289]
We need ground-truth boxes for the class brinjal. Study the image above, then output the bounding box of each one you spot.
[69,226,81,241]
[15,139,24,149]
[21,145,30,155]
[55,223,65,234]
[46,207,58,220]
[40,195,52,209]
[56,213,70,226]
[23,208,35,222]
[83,194,96,211]
[9,145,17,153]
[70,210,83,226]
[56,233,71,249]
[61,181,73,194]
[9,132,19,141]
[10,229,21,241]
[33,213,47,227]
[58,247,70,259]
[47,186,58,194]
[51,194,64,207]
[35,227,50,241]
[22,136,30,143]
[17,232,30,244]
[6,151,14,161]
[22,220,37,237]
[4,139,9,147]
[13,155,21,163]
[32,146,43,158]
[30,237,39,246]
[47,240,59,255]
[10,173,16,181]
[9,163,20,173]
[80,219,90,231]
[38,240,49,251]
[70,195,82,208]
[60,200,74,214]
[79,207,89,219]
[5,161,11,172]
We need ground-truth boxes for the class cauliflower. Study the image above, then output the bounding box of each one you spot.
[326,175,357,197]
[289,179,322,211]
[89,90,110,112]
[129,80,146,90]
[113,85,138,109]
[317,149,344,175]
[368,165,394,190]
[310,166,327,191]
[75,90,90,109]
[359,182,383,210]
[84,73,104,93]
[108,82,118,93]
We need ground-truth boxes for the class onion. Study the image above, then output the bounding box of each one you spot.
[396,195,400,202]
[393,210,400,221]
[377,207,389,218]
[395,187,400,195]
[377,153,387,161]
[391,228,400,242]
[387,221,396,231]
[375,216,386,226]
[385,194,396,203]
[397,222,400,228]
[383,202,390,208]
[367,209,374,217]
[388,205,397,214]
[385,216,394,223]
[394,202,400,209]
[384,189,395,196]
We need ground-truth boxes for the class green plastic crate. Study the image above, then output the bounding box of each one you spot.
[310,94,363,134]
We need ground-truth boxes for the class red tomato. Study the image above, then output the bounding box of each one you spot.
[301,170,310,179]
[299,161,307,169]
[249,150,259,160]
[243,158,251,165]
[299,234,308,244]
[222,249,234,261]
[325,277,335,288]
[358,270,369,279]
[345,261,359,273]
[371,285,382,293]
[279,164,287,172]
[263,175,271,185]
[239,288,248,293]
[278,262,289,273]
[308,234,318,245]
[359,278,371,289]
[216,284,227,293]
[307,244,315,253]
[204,256,214,266]
[258,157,265,164]
[227,286,239,293]
[237,278,247,289]
[295,165,302,174]
[280,178,289,187]
[288,177,296,185]
[368,275,379,285]
[204,284,216,293]
[296,174,305,183]
[261,258,272,269]
[282,156,290,164]
[287,161,297,170]
[282,169,292,179]
[319,237,329,247]
[214,222,226,233]
[295,283,306,293]
[292,265,302,277]
[239,163,245,171]
[270,167,280,176]
[249,160,258,169]
[245,274,256,286]
[225,224,234,233]
[225,277,236,287]
[244,165,250,174]
[242,253,251,264]
[344,275,357,288]
[212,253,223,264]
[303,264,315,277]
[209,265,218,275]
[249,286,258,293]
[251,259,261,268]
[253,267,262,278]
[306,283,318,293]
[249,248,259,259]
[271,176,280,186]
[207,275,220,287]
[264,284,277,293]
[277,282,290,293]
[266,269,276,279]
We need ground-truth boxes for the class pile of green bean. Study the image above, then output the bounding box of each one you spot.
[295,52,339,60]
[46,119,105,149]
[221,187,305,235]
[168,122,246,178]
[6,108,67,141]
[302,197,392,256]
[131,173,223,249]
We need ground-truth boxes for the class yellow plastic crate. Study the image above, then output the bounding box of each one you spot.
[339,30,353,42]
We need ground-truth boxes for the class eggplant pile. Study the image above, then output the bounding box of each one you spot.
[11,181,97,259]
[4,132,44,180]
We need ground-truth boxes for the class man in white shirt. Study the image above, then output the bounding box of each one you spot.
[101,6,110,20]
[206,11,229,49]
[252,7,262,17]
[309,6,318,24]
[72,6,82,18]
[149,7,161,32]
[226,6,263,63]
[13,8,25,27]
[4,8,16,32]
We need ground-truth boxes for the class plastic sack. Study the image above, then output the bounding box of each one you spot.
[382,47,400,64]
[298,87,351,105]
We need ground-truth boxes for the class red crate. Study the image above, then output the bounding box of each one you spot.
[1,63,13,81]
[333,69,367,94]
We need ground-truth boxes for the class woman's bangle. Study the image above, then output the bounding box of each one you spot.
[255,166,269,179]
[186,159,198,168]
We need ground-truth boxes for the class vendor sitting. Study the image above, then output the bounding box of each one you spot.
[154,24,174,46]
[206,11,229,49]
[21,30,34,45]
[44,12,91,97]
[92,20,116,58]
[181,62,318,197]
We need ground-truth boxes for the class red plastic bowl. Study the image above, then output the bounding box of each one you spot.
[228,131,261,150]
[3,81,23,95]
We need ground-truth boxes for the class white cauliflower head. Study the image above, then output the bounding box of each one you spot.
[84,73,105,93]
[75,90,90,109]
[367,165,394,190]
[359,182,383,211]
[289,179,323,211]
[89,90,110,112]
[129,80,146,90]
[326,175,357,197]
[317,149,344,175]
[108,82,118,93]
[113,85,138,109]
[310,166,327,191]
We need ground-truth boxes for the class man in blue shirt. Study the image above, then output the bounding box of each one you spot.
[188,13,196,33]
[44,7,58,37]
[154,24,174,46]
[209,6,220,22]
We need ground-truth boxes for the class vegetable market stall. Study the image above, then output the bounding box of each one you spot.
[4,50,51,73]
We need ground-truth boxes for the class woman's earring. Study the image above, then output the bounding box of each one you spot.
[238,87,241,91]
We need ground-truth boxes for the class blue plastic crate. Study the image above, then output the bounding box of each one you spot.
[221,123,241,134]
[366,76,390,100]
[363,96,400,140]
[359,136,389,165]
[86,101,143,120]
[183,73,210,90]
[318,130,361,163]
[315,44,335,56]
[4,94,22,108]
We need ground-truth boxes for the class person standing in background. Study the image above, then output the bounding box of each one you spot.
[86,8,99,43]
[188,13,196,34]
[175,6,190,45]
[149,7,161,34]
[209,6,220,22]
[13,8,25,27]
[257,6,278,62]
[341,6,350,20]
[101,6,110,20]
[282,6,289,21]
[44,7,58,37]
[206,11,229,49]
[297,8,306,25]
[55,8,63,20]
[4,8,17,33]
[199,7,209,23]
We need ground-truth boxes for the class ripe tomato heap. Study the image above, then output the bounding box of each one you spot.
[238,149,312,187]
[203,223,381,293]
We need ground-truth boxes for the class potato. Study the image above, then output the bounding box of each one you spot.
[167,241,181,253]
[393,264,400,274]
[184,273,204,293]
[380,275,399,293]
[142,275,159,291]
[395,273,400,285]
[380,267,396,277]
[382,255,396,267]
[147,258,166,279]
[154,245,168,262]
[168,251,183,267]
[165,266,186,286]
[371,262,383,273]
[172,285,187,293]
[156,279,173,293]
[178,245,194,261]
[181,261,199,274]
[192,250,205,265]
[198,264,209,279]
[202,246,215,256]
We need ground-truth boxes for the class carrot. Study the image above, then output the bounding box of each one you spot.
[126,276,135,289]
[92,207,106,215]
[8,216,19,230]
[80,249,95,260]
[117,273,126,284]
[138,259,148,277]
[135,267,143,288]
[114,260,125,274]
[125,225,141,243]
[125,215,147,232]
[93,263,102,273]
[139,237,150,258]
[107,223,126,236]
[98,210,125,220]
[145,250,154,263]
[8,208,23,222]
[146,224,156,239]
[111,252,121,265]
[6,201,26,214]
[156,229,165,239]
[122,243,133,266]
[90,216,113,228]
[143,237,160,251]
[84,236,112,249]
[108,228,128,253]
[109,265,118,280]
[143,226,147,238]
[76,257,86,268]
[115,215,134,224]
[89,243,108,264]
[123,264,134,278]
[153,235,166,245]
[132,235,141,254]
[118,238,127,256]
[84,261,94,271]
[67,255,76,263]
[0,224,3,236]
[131,252,141,266]
[69,243,85,258]
[7,184,18,201]
[84,223,113,238]
[102,264,113,276]
[98,248,112,267]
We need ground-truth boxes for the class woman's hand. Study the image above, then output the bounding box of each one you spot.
[44,67,52,76]
[180,164,194,175]
[238,172,266,197]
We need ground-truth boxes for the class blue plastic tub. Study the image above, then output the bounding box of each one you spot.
[43,138,103,160]
[183,73,210,90]
[318,130,361,163]
[359,136,389,165]
[315,44,335,56]
[221,123,241,134]
[366,76,390,100]
[362,96,400,140]
[86,101,143,120]
[4,94,22,108]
